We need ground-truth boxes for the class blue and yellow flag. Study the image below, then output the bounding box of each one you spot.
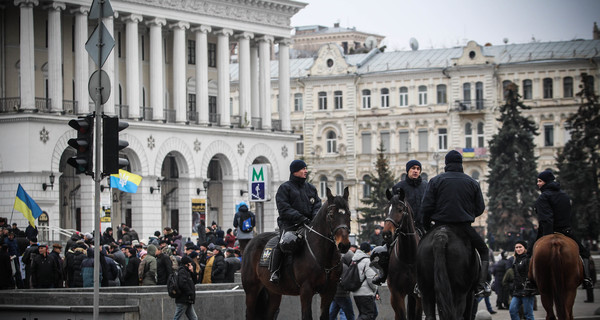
[110,169,142,193]
[14,184,43,227]
[462,148,475,158]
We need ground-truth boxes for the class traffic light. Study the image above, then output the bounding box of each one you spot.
[67,114,94,176]
[103,115,129,176]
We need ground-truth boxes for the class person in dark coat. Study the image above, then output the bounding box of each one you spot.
[64,233,81,255]
[101,227,116,246]
[508,240,535,320]
[156,246,173,285]
[21,238,39,288]
[532,170,593,289]
[3,231,23,288]
[173,256,198,320]
[211,247,227,283]
[49,243,64,288]
[66,245,86,287]
[492,251,511,309]
[421,150,490,297]
[270,159,322,283]
[0,244,14,289]
[123,247,140,286]
[25,225,38,242]
[223,248,241,283]
[233,202,255,255]
[31,244,59,288]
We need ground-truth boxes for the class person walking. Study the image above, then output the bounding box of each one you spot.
[508,240,535,320]
[173,256,198,320]
[329,250,355,320]
[269,159,322,283]
[420,150,491,297]
[233,201,255,255]
[352,242,378,320]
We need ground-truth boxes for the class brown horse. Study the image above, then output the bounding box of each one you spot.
[242,187,351,320]
[381,189,422,320]
[529,233,583,320]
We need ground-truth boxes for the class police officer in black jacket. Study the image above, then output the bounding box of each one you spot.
[269,159,322,283]
[421,150,491,297]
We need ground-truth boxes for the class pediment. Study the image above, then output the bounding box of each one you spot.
[452,41,495,66]
[308,43,356,76]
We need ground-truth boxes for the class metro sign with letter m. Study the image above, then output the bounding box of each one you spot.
[249,164,269,202]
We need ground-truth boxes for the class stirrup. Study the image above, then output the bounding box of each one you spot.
[475,282,491,298]
[583,278,594,289]
[269,271,280,284]
[413,284,421,298]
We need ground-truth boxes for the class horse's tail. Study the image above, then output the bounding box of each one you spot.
[433,229,454,319]
[551,238,568,319]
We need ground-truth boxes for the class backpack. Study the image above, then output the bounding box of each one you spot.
[239,210,254,233]
[339,257,367,292]
[167,271,181,298]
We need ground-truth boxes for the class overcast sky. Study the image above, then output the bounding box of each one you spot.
[291,0,600,51]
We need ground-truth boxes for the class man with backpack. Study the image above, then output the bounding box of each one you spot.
[352,242,378,320]
[233,201,255,255]
[172,256,198,320]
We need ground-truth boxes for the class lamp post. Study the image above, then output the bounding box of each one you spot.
[432,152,442,175]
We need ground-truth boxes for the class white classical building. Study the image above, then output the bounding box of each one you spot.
[0,0,307,242]
[230,37,600,235]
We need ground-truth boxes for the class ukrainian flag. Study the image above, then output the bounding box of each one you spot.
[14,184,43,227]
[110,169,142,193]
[462,148,475,158]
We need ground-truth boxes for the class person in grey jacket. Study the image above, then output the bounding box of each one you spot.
[353,243,378,320]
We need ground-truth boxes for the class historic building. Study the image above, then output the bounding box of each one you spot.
[231,38,600,234]
[0,0,306,241]
[291,22,384,57]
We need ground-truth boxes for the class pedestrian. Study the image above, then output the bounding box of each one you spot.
[224,228,236,249]
[233,201,255,255]
[329,250,355,320]
[49,243,64,288]
[3,230,23,288]
[21,237,39,288]
[492,251,511,309]
[66,243,86,288]
[224,248,241,283]
[352,242,378,320]
[368,227,383,247]
[156,245,173,285]
[101,227,116,246]
[202,245,215,284]
[173,256,198,320]
[123,247,140,286]
[420,150,491,297]
[141,245,158,285]
[508,240,535,320]
[211,246,227,283]
[270,159,322,283]
[530,170,593,289]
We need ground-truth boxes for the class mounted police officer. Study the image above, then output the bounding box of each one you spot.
[269,159,322,284]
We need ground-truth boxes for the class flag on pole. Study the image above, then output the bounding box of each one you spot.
[462,148,475,158]
[110,169,142,193]
[14,184,43,227]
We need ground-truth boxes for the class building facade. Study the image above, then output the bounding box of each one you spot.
[231,39,600,235]
[0,0,306,242]
[292,23,384,57]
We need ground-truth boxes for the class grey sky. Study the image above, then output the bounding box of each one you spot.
[291,0,600,50]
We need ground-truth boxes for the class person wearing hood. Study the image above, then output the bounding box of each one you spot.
[352,242,378,320]
[66,243,87,287]
[420,150,490,297]
[532,170,593,289]
[101,227,116,246]
[173,256,198,320]
[233,201,255,254]
[269,159,322,283]
[141,244,158,285]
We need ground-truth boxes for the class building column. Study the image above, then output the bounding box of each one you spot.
[102,14,116,115]
[47,1,65,113]
[124,14,142,119]
[216,28,233,127]
[171,22,190,123]
[258,36,273,130]
[72,7,89,114]
[147,18,166,121]
[192,25,211,125]
[15,0,38,111]
[277,39,291,132]
[236,32,253,127]
[250,44,259,124]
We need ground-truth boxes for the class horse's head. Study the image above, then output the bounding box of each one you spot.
[325,187,351,254]
[382,188,412,245]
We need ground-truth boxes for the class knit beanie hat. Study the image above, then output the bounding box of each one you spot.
[406,160,422,173]
[515,240,528,248]
[181,256,193,265]
[290,159,307,173]
[445,150,463,165]
[537,170,555,183]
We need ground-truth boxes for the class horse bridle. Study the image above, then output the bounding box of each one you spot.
[384,199,416,243]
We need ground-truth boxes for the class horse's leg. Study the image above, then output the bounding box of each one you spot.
[299,287,315,320]
[389,289,407,320]
[540,293,557,320]
[264,292,282,320]
[421,291,436,320]
[318,290,336,320]
[245,284,263,320]
[408,295,423,320]
[564,290,577,320]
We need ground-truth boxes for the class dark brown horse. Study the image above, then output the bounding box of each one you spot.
[381,189,422,320]
[529,233,583,320]
[242,187,351,320]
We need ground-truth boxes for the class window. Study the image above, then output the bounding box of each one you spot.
[437,84,447,104]
[477,122,485,148]
[318,91,327,110]
[523,79,532,99]
[296,135,304,156]
[188,94,196,113]
[465,123,473,148]
[335,176,344,196]
[381,88,389,108]
[399,130,409,152]
[294,93,303,111]
[438,128,447,150]
[361,132,371,154]
[418,129,428,152]
[208,43,217,67]
[381,132,390,153]
[463,83,471,103]
[319,176,328,199]
[475,82,483,109]
[563,77,573,98]
[362,175,371,198]
[187,40,196,64]
[543,78,553,99]
[209,96,217,123]
[399,87,408,106]
[544,124,554,146]
[326,131,337,153]
[362,89,371,109]
[334,90,343,109]
[418,86,427,105]
[117,31,121,57]
[141,35,145,61]
[586,76,595,90]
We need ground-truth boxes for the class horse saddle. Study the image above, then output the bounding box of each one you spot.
[259,235,280,267]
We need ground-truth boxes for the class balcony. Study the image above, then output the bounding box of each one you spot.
[0,97,21,112]
[116,104,129,119]
[460,147,488,160]
[231,115,242,128]
[140,107,153,120]
[251,117,262,130]
[164,109,176,123]
[209,113,220,126]
[187,110,198,124]
[453,100,488,113]
[63,100,78,115]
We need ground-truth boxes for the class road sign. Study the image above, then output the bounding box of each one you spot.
[249,164,270,202]
[89,0,114,20]
[88,70,111,104]
[85,22,115,68]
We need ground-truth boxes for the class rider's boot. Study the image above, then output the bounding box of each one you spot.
[582,257,594,290]
[269,245,282,284]
[371,245,390,285]
[475,260,492,298]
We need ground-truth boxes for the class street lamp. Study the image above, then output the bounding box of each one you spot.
[196,179,210,195]
[42,172,55,191]
[432,152,443,175]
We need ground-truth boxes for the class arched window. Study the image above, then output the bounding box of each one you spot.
[335,175,344,195]
[477,122,485,148]
[362,89,371,109]
[326,131,337,153]
[319,176,328,198]
[418,85,427,105]
[380,88,389,108]
[362,175,371,198]
[465,122,473,148]
[399,87,408,106]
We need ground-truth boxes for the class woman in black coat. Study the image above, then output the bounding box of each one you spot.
[174,256,197,320]
[508,241,535,320]
[123,247,140,286]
